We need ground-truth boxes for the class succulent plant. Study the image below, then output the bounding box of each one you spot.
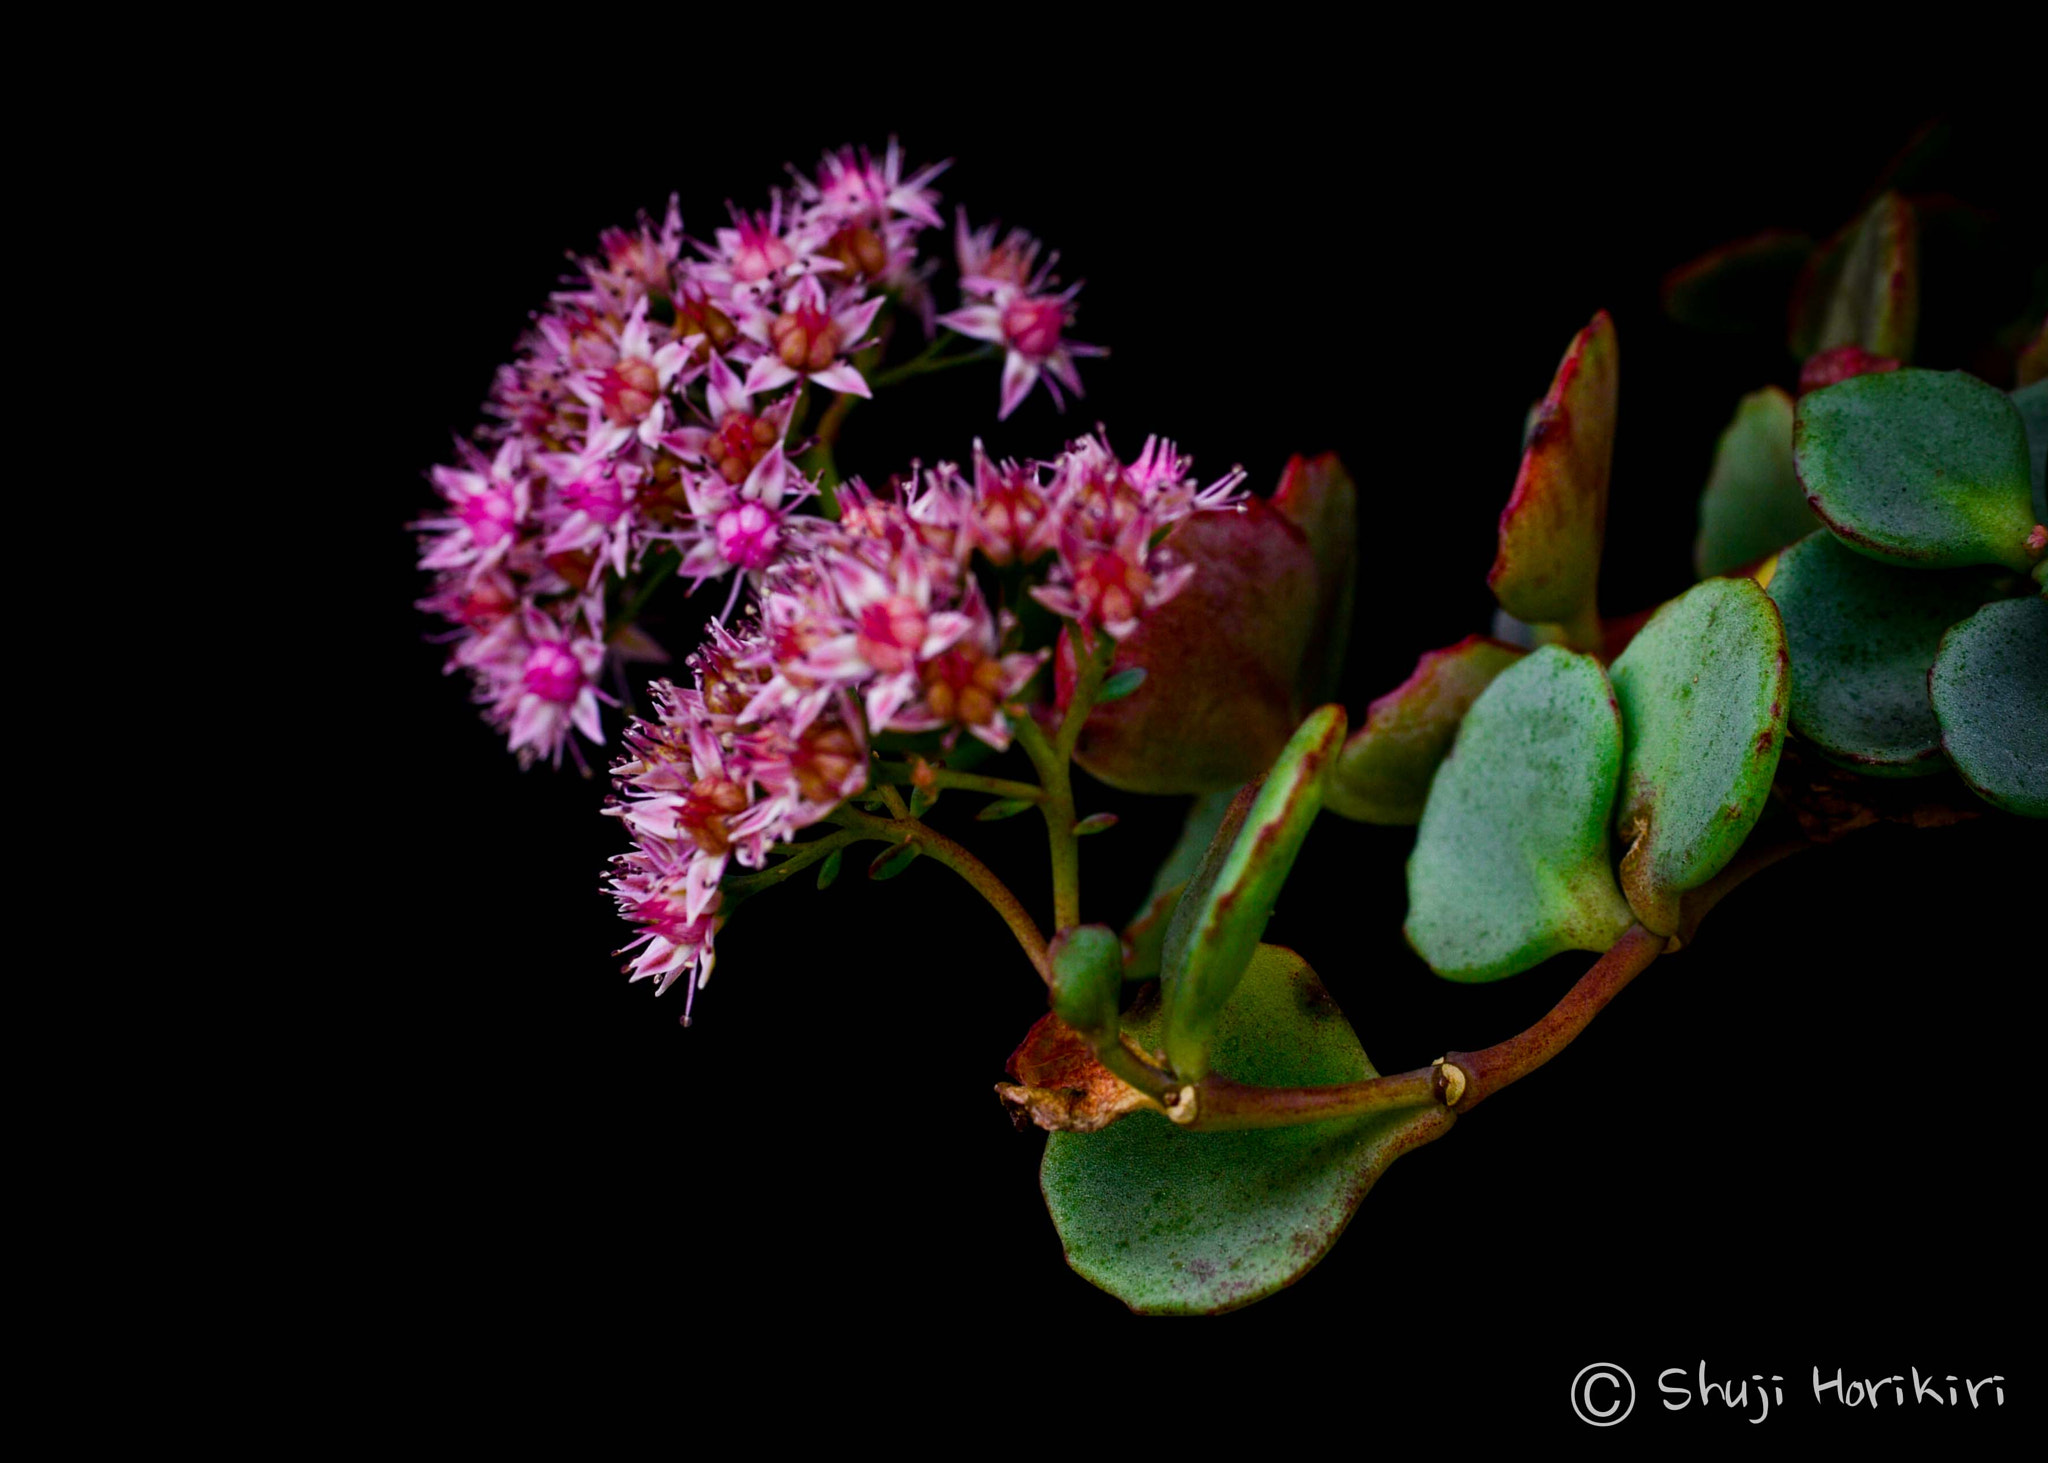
[410,134,2046,1323]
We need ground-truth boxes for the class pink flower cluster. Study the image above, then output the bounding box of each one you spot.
[605,433,1246,1014]
[415,143,1104,767]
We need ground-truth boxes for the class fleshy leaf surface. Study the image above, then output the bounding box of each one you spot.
[1161,706,1346,1080]
[1768,532,2003,776]
[2014,380,2047,525]
[1694,387,1817,578]
[1270,453,1359,704]
[1041,946,1449,1315]
[1405,646,1633,981]
[1795,369,2040,573]
[1327,636,1523,824]
[1608,578,1790,935]
[1928,596,2048,818]
[1062,497,1319,794]
[1488,311,1617,641]
[1788,191,1918,361]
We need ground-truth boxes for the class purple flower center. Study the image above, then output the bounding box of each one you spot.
[523,642,585,704]
[716,502,781,571]
[1002,296,1066,360]
[460,489,519,548]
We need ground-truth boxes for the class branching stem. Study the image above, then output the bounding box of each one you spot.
[825,804,1051,982]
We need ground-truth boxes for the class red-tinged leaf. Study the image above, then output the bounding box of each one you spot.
[1789,191,1919,361]
[1488,311,1618,644]
[1060,497,1320,794]
[1326,636,1523,824]
[1799,343,1900,396]
[1269,452,1358,703]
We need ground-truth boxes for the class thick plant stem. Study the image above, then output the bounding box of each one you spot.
[826,805,1051,981]
[1183,1067,1444,1132]
[1444,922,1667,1111]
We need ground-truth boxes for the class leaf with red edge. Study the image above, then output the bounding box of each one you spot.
[1488,311,1618,644]
[1326,636,1523,825]
[1788,191,1919,361]
[1799,344,1901,396]
[1269,452,1358,704]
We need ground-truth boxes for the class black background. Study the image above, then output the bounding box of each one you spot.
[344,88,2039,1433]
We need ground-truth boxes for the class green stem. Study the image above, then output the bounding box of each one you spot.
[868,340,998,390]
[826,805,1050,981]
[720,828,866,906]
[870,762,1045,804]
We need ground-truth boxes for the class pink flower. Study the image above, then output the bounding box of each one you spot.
[416,439,533,580]
[567,298,694,448]
[939,232,1102,419]
[737,275,885,399]
[1027,433,1246,638]
[485,609,612,769]
[880,589,1045,751]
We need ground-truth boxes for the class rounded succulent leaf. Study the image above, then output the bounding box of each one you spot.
[1327,635,1523,824]
[1405,646,1633,982]
[1488,311,1617,638]
[1160,706,1347,1081]
[1928,596,2048,818]
[1695,386,1816,578]
[1768,532,2004,776]
[1041,945,1449,1315]
[1608,578,1790,935]
[1794,369,2040,573]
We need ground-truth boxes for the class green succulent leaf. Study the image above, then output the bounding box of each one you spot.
[974,797,1036,822]
[1928,596,2048,818]
[2013,380,2047,525]
[1405,645,1634,981]
[1122,788,1239,983]
[1768,532,2005,775]
[1608,578,1790,935]
[1327,635,1523,824]
[1789,190,1918,361]
[1160,705,1347,1081]
[1695,387,1818,578]
[1488,311,1618,644]
[1073,812,1119,836]
[815,848,843,890]
[1794,369,2041,573]
[1041,945,1450,1316]
[1048,925,1126,1042]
